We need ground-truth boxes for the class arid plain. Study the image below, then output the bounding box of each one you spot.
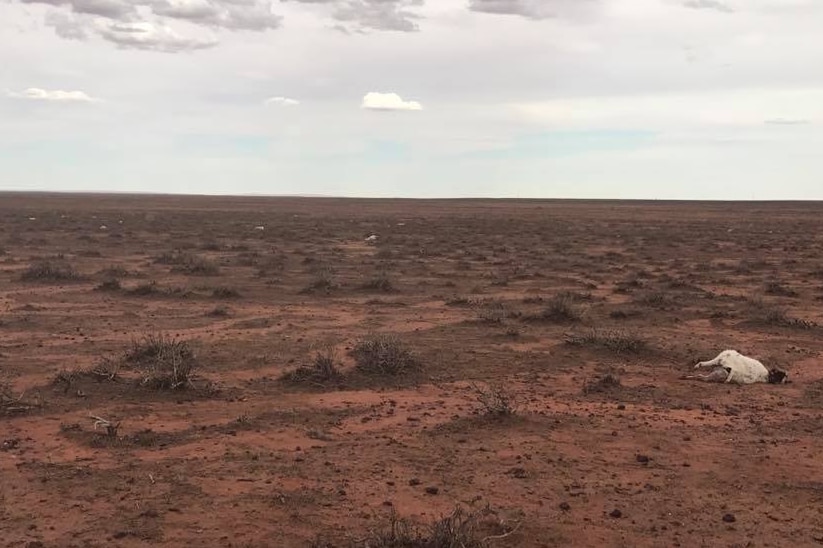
[2,194,823,547]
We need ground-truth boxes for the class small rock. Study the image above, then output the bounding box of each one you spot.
[617,404,626,410]
[610,509,623,519]
[408,478,421,486]
[424,486,439,495]
[722,513,736,523]
[559,502,571,511]
[636,454,650,464]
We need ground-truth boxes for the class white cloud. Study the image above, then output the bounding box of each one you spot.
[361,92,422,111]
[6,88,98,102]
[265,96,300,107]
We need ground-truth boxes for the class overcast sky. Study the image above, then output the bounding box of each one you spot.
[2,0,822,199]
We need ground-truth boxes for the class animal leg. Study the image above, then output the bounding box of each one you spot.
[681,367,730,383]
[695,354,723,370]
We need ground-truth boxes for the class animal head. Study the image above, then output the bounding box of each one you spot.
[768,368,789,384]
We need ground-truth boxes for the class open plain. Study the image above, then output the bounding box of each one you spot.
[2,194,823,547]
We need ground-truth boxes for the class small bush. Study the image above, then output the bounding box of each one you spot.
[20,261,82,282]
[361,271,395,292]
[583,374,622,395]
[473,383,517,417]
[129,281,161,296]
[172,255,220,276]
[153,250,188,265]
[748,298,816,329]
[95,278,122,292]
[363,508,488,548]
[206,305,231,317]
[634,291,673,308]
[125,334,197,390]
[764,281,798,297]
[351,334,419,376]
[526,293,583,323]
[565,329,647,354]
[282,346,342,385]
[211,286,241,299]
[301,266,336,295]
[475,301,507,324]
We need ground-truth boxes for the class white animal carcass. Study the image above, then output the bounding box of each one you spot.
[683,349,788,385]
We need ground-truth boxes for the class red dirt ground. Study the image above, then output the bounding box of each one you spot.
[2,194,823,547]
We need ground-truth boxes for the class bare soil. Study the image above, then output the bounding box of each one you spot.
[2,193,823,547]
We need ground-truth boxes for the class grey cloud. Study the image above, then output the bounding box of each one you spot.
[99,21,218,52]
[149,0,282,31]
[682,0,733,13]
[288,0,423,32]
[16,0,282,50]
[72,0,135,18]
[44,11,90,39]
[468,0,598,20]
[21,0,135,19]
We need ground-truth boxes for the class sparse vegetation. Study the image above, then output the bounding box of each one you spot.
[1,378,37,415]
[206,305,231,317]
[634,291,673,308]
[583,373,622,395]
[351,334,419,376]
[211,286,241,299]
[765,281,799,297]
[747,298,816,329]
[565,329,647,354]
[20,260,83,282]
[282,345,342,385]
[172,255,220,276]
[358,508,489,548]
[361,270,395,292]
[473,383,518,417]
[475,300,508,324]
[125,334,197,390]
[525,293,583,323]
[95,278,122,291]
[301,266,336,294]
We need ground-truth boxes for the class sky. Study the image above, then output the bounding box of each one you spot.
[2,0,823,199]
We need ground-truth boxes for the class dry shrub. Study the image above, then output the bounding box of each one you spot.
[351,334,419,376]
[282,346,342,385]
[475,301,508,324]
[125,334,197,390]
[173,256,220,276]
[301,266,336,295]
[747,298,816,329]
[1,378,38,415]
[361,271,395,292]
[565,329,647,354]
[211,286,241,299]
[583,374,622,395]
[363,507,488,548]
[95,278,122,292]
[473,383,517,417]
[526,293,583,323]
[20,261,83,282]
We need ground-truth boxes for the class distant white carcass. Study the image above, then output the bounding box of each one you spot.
[682,349,788,384]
